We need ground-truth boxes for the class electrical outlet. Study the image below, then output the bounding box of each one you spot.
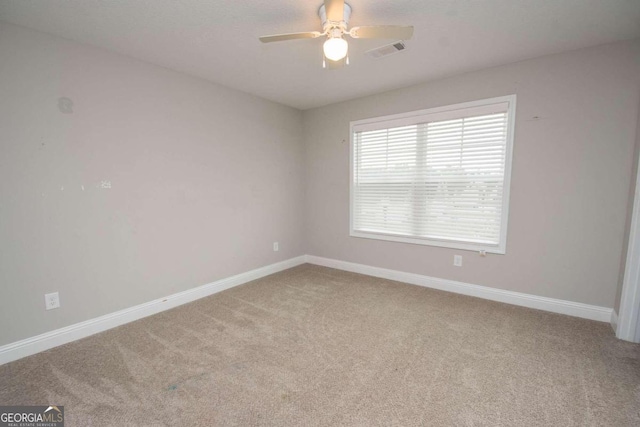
[45,292,60,310]
[453,255,462,267]
[273,242,279,252]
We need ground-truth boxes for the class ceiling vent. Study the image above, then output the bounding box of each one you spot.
[365,41,406,59]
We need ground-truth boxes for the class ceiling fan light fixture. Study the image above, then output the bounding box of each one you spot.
[323,37,348,61]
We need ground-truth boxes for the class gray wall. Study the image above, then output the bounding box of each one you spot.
[0,23,305,346]
[303,40,640,308]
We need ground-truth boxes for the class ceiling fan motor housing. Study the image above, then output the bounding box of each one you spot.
[318,2,352,32]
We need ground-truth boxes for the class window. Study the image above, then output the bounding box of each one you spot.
[350,95,516,254]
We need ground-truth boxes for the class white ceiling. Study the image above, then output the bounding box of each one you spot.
[1,0,639,110]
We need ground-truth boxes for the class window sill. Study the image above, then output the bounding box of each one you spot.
[350,230,506,254]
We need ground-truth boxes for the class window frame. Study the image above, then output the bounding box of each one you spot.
[349,95,517,254]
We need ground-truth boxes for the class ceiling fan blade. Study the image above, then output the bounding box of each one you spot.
[259,31,322,43]
[349,26,414,40]
[326,56,346,69]
[324,0,345,22]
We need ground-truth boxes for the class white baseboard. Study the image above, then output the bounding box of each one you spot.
[0,256,307,366]
[1,254,616,365]
[306,255,613,323]
[611,310,619,333]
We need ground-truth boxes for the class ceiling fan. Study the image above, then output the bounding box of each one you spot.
[259,0,414,68]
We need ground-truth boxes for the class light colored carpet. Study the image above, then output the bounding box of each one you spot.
[1,264,639,426]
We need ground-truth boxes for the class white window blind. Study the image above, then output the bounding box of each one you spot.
[350,96,516,253]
